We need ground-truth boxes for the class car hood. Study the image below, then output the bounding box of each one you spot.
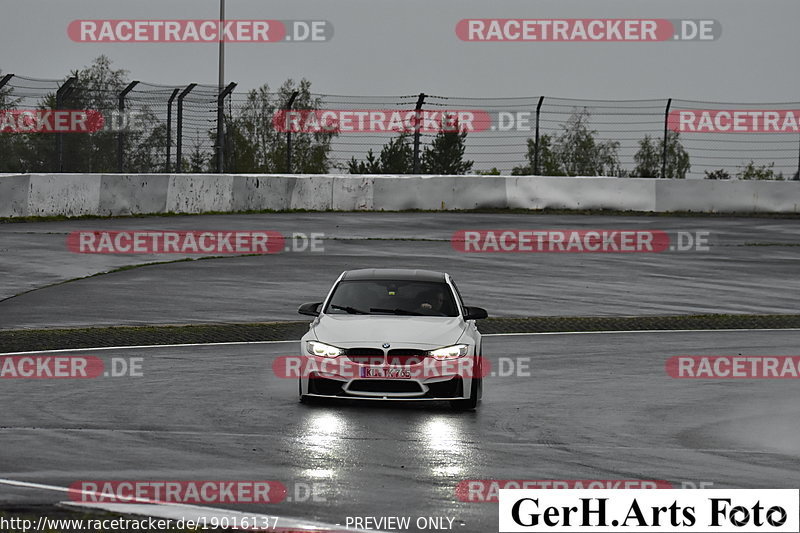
[311,315,465,348]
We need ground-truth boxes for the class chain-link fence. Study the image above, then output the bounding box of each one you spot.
[1,73,798,180]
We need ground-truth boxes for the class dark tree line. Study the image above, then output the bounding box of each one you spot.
[347,128,473,175]
[0,57,336,174]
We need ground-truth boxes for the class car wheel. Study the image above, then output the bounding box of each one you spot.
[299,378,308,403]
[450,376,481,410]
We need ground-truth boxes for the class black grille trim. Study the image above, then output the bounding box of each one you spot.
[386,349,429,366]
[348,380,424,393]
[344,348,385,365]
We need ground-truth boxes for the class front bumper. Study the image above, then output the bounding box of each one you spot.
[299,353,481,400]
[306,372,468,400]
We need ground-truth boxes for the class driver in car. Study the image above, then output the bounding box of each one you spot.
[416,290,445,315]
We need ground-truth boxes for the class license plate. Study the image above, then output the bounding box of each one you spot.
[359,367,412,379]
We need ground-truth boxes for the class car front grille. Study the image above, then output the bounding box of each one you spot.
[348,380,424,393]
[343,348,431,366]
[345,348,385,365]
[387,349,429,366]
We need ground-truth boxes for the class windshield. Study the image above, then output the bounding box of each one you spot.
[324,280,459,317]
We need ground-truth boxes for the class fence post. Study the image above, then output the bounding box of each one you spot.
[55,77,77,173]
[216,82,236,173]
[285,91,299,173]
[165,88,180,173]
[116,81,139,173]
[662,98,672,179]
[534,96,544,175]
[0,74,12,163]
[175,83,197,173]
[0,74,12,92]
[412,93,426,174]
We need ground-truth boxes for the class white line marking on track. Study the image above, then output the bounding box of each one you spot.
[0,328,798,357]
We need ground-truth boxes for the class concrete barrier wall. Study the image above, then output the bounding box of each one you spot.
[0,174,30,217]
[28,174,102,217]
[507,176,657,211]
[2,173,799,217]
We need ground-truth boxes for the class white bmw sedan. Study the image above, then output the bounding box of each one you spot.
[297,268,488,409]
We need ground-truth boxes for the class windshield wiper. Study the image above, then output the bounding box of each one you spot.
[330,304,369,315]
[369,307,424,316]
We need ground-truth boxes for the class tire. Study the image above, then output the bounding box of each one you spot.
[450,376,481,410]
[299,378,308,403]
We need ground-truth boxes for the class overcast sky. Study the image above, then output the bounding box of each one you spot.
[1,0,798,102]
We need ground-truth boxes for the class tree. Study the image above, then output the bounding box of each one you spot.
[348,149,380,174]
[348,134,413,174]
[185,134,208,173]
[8,56,169,173]
[556,109,620,176]
[705,169,732,180]
[631,135,659,178]
[420,125,473,175]
[512,134,563,176]
[225,78,335,173]
[631,131,690,179]
[349,128,473,175]
[738,161,783,180]
[514,109,621,176]
[0,70,24,172]
[126,121,168,173]
[477,167,501,175]
[377,134,414,173]
[60,55,128,173]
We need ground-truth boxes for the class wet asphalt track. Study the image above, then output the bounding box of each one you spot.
[0,212,799,530]
[0,331,798,531]
[1,213,800,329]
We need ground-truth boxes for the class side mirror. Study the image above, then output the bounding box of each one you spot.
[463,306,488,320]
[298,302,322,317]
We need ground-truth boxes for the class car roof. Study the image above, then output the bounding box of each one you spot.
[341,268,447,282]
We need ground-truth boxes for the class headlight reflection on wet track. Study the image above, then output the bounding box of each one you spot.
[297,410,348,479]
[419,416,468,478]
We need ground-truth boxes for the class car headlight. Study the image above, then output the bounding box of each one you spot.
[307,341,344,358]
[427,344,469,360]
